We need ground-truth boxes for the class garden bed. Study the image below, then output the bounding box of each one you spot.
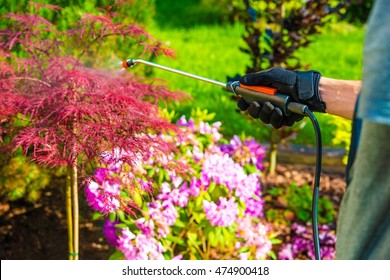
[0,161,346,260]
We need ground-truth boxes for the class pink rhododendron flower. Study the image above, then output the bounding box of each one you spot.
[203,197,239,227]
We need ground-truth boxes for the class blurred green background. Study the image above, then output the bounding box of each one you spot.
[150,0,363,148]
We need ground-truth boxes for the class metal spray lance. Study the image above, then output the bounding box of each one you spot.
[122,59,309,116]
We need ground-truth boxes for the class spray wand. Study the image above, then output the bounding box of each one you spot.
[122,58,323,260]
[123,59,310,116]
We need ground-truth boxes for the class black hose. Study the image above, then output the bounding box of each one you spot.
[303,108,322,260]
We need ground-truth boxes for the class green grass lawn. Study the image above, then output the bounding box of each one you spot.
[143,20,364,147]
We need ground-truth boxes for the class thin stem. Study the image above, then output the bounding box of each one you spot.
[66,167,74,260]
[12,77,52,87]
[206,237,211,259]
[268,142,278,175]
[202,236,206,255]
[187,233,207,260]
[71,163,79,260]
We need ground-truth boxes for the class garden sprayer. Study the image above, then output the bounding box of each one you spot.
[122,58,323,260]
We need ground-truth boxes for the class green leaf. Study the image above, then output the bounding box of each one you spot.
[117,210,126,222]
[208,231,218,247]
[116,223,129,229]
[208,181,216,193]
[269,251,277,260]
[193,211,206,223]
[271,238,282,245]
[147,168,155,177]
[108,250,124,260]
[92,212,103,221]
[195,195,204,209]
[196,219,209,230]
[203,191,211,201]
[174,219,186,228]
[158,169,165,185]
[237,246,250,254]
[108,212,116,222]
[166,234,185,246]
[132,191,143,208]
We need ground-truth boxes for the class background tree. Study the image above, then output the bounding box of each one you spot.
[0,1,183,259]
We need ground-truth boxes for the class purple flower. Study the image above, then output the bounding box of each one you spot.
[161,200,178,225]
[85,180,120,214]
[99,148,125,173]
[278,223,336,260]
[220,135,242,153]
[176,115,188,126]
[117,228,165,260]
[177,115,195,131]
[136,178,153,192]
[94,168,110,184]
[103,219,119,247]
[235,173,260,201]
[244,138,266,170]
[157,182,190,208]
[236,218,272,259]
[135,218,155,237]
[189,177,201,197]
[244,197,264,218]
[148,200,178,238]
[201,153,245,191]
[87,116,272,260]
[203,197,238,227]
[199,121,222,141]
[220,136,266,171]
[278,244,294,260]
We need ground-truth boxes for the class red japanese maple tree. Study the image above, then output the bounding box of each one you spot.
[0,1,183,259]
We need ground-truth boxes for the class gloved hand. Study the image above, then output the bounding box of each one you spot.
[237,68,325,128]
[237,99,303,129]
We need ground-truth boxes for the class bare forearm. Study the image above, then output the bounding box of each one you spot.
[319,77,361,120]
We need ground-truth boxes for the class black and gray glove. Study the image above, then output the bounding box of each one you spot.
[238,68,325,128]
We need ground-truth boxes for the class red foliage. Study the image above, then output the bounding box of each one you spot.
[0,2,183,177]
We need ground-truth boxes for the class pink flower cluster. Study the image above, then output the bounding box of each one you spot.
[85,168,121,214]
[201,153,264,219]
[221,135,266,170]
[177,115,222,142]
[278,223,336,260]
[203,197,239,227]
[117,228,165,260]
[236,217,273,260]
[92,116,272,260]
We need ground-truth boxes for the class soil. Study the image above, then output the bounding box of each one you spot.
[0,162,346,260]
[0,177,115,260]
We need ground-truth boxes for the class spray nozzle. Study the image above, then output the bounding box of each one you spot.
[122,59,135,69]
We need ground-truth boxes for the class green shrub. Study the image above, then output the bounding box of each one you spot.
[266,184,337,225]
[0,154,51,203]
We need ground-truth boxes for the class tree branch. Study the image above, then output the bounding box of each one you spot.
[13,77,52,87]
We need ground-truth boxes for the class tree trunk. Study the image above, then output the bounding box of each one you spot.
[66,164,79,260]
[71,163,79,260]
[66,167,74,260]
[268,142,278,175]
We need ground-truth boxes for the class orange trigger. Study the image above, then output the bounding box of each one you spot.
[240,84,277,95]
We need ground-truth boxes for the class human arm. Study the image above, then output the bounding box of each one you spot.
[238,69,361,127]
[319,77,361,120]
